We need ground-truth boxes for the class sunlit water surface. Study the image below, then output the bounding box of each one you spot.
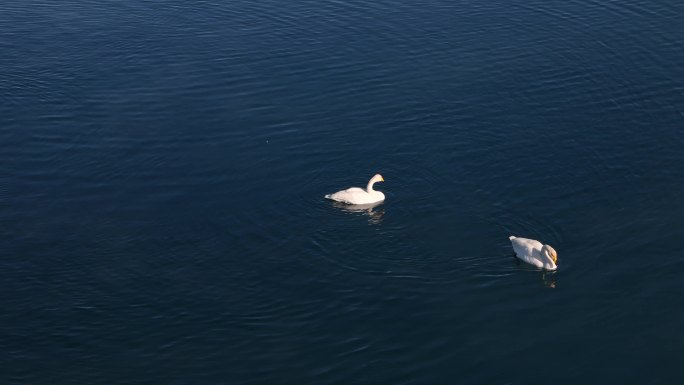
[2,0,684,383]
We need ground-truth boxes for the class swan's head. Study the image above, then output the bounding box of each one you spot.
[366,174,385,194]
[542,244,558,264]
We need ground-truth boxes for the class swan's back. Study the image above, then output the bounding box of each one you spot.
[509,236,543,267]
[325,187,372,204]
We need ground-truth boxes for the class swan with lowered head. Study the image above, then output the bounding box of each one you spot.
[325,174,385,205]
[509,236,558,271]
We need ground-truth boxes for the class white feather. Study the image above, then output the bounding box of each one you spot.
[325,174,385,205]
[509,236,558,271]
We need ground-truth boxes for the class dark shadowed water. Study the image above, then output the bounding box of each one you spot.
[2,0,684,383]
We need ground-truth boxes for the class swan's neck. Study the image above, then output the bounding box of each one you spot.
[366,180,376,193]
[541,249,557,269]
[544,259,556,270]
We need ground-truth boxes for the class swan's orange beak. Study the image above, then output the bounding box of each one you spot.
[379,176,384,182]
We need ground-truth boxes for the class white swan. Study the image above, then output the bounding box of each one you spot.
[325,174,385,205]
[509,236,558,271]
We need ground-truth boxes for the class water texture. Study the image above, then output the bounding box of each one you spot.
[2,0,684,383]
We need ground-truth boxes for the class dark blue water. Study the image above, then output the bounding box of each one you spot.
[2,0,684,383]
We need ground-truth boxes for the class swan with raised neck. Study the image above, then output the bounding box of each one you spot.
[325,174,386,205]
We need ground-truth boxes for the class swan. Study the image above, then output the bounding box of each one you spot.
[509,236,558,271]
[325,174,385,205]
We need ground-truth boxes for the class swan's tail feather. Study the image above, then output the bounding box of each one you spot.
[324,194,332,200]
[509,235,516,241]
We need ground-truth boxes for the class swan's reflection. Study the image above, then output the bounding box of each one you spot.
[511,254,558,289]
[332,201,385,224]
[541,270,557,289]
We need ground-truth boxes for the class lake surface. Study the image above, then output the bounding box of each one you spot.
[2,0,684,383]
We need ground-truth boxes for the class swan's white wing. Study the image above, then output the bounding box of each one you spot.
[342,187,366,194]
[325,187,370,204]
[509,236,543,267]
[510,237,543,252]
